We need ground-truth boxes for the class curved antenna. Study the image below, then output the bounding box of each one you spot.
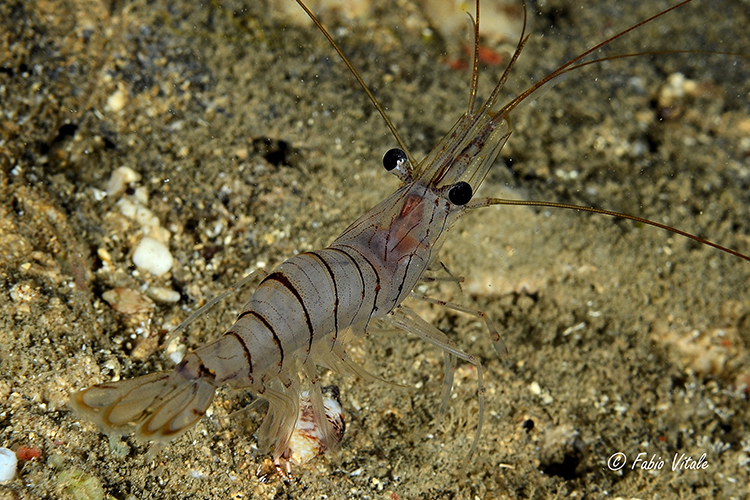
[493,0,695,120]
[293,0,416,168]
[467,197,750,262]
[561,50,750,76]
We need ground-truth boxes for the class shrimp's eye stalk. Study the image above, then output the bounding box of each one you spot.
[382,148,407,171]
[448,181,473,205]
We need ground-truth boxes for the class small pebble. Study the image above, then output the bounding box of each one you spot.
[106,166,141,196]
[96,247,112,263]
[102,288,155,315]
[147,286,181,304]
[0,447,17,482]
[166,339,187,364]
[56,468,105,500]
[116,198,137,218]
[132,237,173,276]
[106,88,128,113]
[108,435,131,459]
[15,446,42,461]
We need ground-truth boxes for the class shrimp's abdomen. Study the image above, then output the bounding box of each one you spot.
[237,249,377,369]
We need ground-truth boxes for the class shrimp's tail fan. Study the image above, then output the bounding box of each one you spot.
[69,368,217,442]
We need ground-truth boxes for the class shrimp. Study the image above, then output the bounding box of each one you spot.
[69,0,747,465]
[62,0,750,492]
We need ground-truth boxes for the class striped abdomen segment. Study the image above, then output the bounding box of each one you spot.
[227,247,379,378]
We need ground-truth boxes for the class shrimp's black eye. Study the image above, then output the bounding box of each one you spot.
[382,148,407,171]
[448,181,472,205]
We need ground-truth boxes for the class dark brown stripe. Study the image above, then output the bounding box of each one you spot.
[329,246,366,324]
[264,272,315,355]
[394,253,414,308]
[308,251,340,346]
[383,217,393,263]
[329,247,365,302]
[226,330,253,380]
[339,244,381,321]
[245,310,284,370]
[193,353,214,380]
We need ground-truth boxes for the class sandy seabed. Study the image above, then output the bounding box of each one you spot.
[1,0,749,498]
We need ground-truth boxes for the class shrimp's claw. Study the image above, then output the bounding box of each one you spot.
[68,369,217,442]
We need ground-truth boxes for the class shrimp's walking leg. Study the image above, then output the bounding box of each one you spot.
[421,262,465,288]
[420,275,464,285]
[386,306,485,461]
[440,350,458,414]
[256,386,298,458]
[409,292,509,360]
[378,315,456,412]
[330,342,408,388]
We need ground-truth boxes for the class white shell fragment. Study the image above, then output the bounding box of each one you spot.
[0,447,17,482]
[282,385,345,466]
[132,236,173,276]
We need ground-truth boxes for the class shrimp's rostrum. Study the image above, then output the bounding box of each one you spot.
[43,0,749,496]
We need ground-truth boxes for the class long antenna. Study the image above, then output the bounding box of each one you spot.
[467,197,750,262]
[293,0,416,168]
[493,0,696,120]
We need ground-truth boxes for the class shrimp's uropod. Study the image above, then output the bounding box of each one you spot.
[68,0,749,479]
